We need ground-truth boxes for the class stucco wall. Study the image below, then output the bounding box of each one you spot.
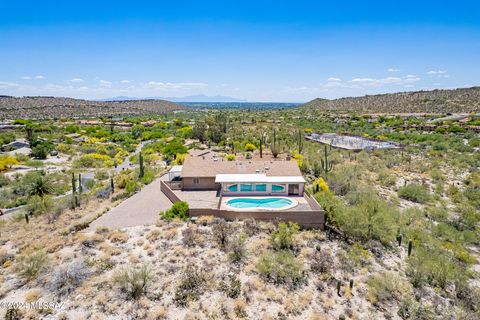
[190,208,324,229]
[182,177,218,190]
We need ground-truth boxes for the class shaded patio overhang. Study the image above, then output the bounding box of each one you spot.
[215,173,306,184]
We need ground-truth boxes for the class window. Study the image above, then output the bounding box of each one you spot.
[240,183,253,192]
[255,183,267,192]
[193,178,199,184]
[225,184,238,192]
[272,184,286,193]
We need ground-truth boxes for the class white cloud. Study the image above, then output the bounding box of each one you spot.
[120,80,130,84]
[20,76,32,80]
[427,70,447,75]
[327,77,341,82]
[387,68,400,72]
[0,81,20,89]
[145,81,208,90]
[67,78,84,83]
[99,80,112,88]
[349,75,420,87]
[35,75,45,80]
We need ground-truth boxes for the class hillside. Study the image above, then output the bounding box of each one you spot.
[0,96,183,119]
[302,87,480,114]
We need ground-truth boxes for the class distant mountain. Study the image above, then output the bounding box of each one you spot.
[103,94,247,103]
[301,87,480,114]
[0,96,183,119]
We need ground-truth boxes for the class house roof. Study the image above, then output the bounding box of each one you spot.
[181,157,302,178]
[215,173,305,183]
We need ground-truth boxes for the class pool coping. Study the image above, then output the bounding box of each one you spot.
[223,196,299,211]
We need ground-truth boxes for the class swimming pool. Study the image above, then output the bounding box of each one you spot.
[225,197,297,210]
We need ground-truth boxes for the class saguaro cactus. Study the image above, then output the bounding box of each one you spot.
[71,172,77,208]
[271,129,280,158]
[78,173,83,195]
[397,234,403,246]
[336,280,342,296]
[408,240,413,257]
[139,152,145,178]
[321,145,333,174]
[110,176,115,193]
[297,130,304,154]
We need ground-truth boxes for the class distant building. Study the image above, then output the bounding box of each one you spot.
[1,138,29,151]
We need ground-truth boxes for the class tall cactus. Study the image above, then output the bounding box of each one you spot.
[297,130,304,154]
[78,173,83,195]
[271,129,280,158]
[139,152,145,178]
[259,135,263,158]
[71,172,77,208]
[320,145,333,174]
[110,176,115,193]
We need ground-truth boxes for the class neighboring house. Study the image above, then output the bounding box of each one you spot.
[1,138,29,151]
[178,156,305,196]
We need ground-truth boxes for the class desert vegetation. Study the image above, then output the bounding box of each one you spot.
[0,101,478,319]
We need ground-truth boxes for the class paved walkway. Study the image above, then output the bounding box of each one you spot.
[88,176,172,230]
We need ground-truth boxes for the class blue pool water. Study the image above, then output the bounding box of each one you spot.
[226,197,293,209]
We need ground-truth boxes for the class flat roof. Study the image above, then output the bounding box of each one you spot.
[182,157,303,178]
[215,173,305,183]
[169,165,183,173]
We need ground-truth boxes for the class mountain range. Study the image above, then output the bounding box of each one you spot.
[102,94,247,103]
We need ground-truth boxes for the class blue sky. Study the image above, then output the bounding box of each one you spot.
[1,0,479,102]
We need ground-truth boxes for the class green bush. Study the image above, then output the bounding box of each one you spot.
[161,201,189,220]
[256,250,304,287]
[367,271,410,305]
[270,221,299,251]
[26,195,55,216]
[398,183,431,203]
[407,247,461,289]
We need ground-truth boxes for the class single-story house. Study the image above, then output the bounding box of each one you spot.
[176,156,305,196]
[1,138,29,151]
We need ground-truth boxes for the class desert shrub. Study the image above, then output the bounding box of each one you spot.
[243,218,259,236]
[367,271,410,305]
[326,165,360,196]
[26,195,55,216]
[173,265,206,307]
[228,233,248,263]
[219,273,242,298]
[115,173,134,189]
[398,297,435,320]
[256,250,304,288]
[0,155,19,171]
[407,247,461,289]
[113,263,152,299]
[182,227,198,247]
[270,222,299,251]
[49,260,91,296]
[26,172,55,197]
[309,247,333,274]
[75,153,114,168]
[161,201,189,220]
[398,183,431,203]
[125,179,140,194]
[212,220,232,249]
[16,249,49,280]
[226,154,236,161]
[378,170,397,187]
[245,143,256,152]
